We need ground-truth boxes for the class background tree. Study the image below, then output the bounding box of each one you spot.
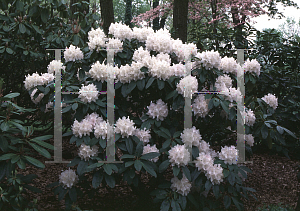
[125,0,133,28]
[100,0,115,35]
[173,0,188,43]
[277,16,300,45]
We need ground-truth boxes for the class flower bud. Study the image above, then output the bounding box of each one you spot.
[14,17,17,22]
[83,10,86,15]
[5,42,8,47]
[29,19,32,24]
[60,22,62,27]
[68,20,71,24]
[18,16,22,22]
[58,30,61,36]
[24,15,27,20]
[3,21,5,25]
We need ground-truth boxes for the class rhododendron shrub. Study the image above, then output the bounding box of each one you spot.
[24,22,293,210]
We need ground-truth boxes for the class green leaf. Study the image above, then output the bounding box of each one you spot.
[10,154,19,164]
[160,199,170,211]
[24,156,45,169]
[120,154,135,159]
[58,187,67,201]
[69,187,77,202]
[166,90,177,100]
[160,127,172,138]
[79,69,85,80]
[125,161,134,167]
[238,166,252,173]
[137,79,145,91]
[73,35,79,46]
[77,160,87,175]
[155,130,170,139]
[208,98,214,110]
[92,171,103,188]
[125,139,133,154]
[135,141,144,157]
[173,165,180,177]
[72,103,78,110]
[171,199,181,211]
[220,101,229,114]
[178,195,187,210]
[28,143,51,158]
[162,139,171,149]
[19,23,26,34]
[134,160,143,171]
[159,159,170,173]
[140,152,160,160]
[261,124,268,139]
[3,92,20,99]
[187,193,199,209]
[182,166,191,181]
[103,164,112,175]
[282,126,297,138]
[41,9,49,23]
[86,162,103,170]
[141,161,157,177]
[104,174,115,188]
[157,79,165,90]
[223,169,230,177]
[231,197,242,211]
[224,195,231,209]
[16,0,24,11]
[213,185,220,199]
[127,81,136,95]
[0,153,16,161]
[146,77,155,89]
[62,105,72,113]
[31,135,53,142]
[205,179,212,191]
[6,48,13,54]
[0,136,8,152]
[17,158,26,169]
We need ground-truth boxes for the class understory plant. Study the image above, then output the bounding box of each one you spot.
[22,22,298,211]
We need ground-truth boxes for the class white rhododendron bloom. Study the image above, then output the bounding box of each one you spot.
[243,58,261,76]
[192,94,209,119]
[180,126,202,147]
[71,118,94,138]
[184,43,198,59]
[261,93,278,110]
[241,109,256,126]
[30,88,44,104]
[59,168,79,189]
[142,144,159,162]
[115,63,144,84]
[94,120,114,140]
[78,84,99,104]
[146,28,173,54]
[43,101,67,113]
[171,175,192,196]
[132,46,152,67]
[64,45,84,62]
[108,22,133,41]
[106,38,123,53]
[195,50,221,70]
[218,56,239,74]
[23,72,45,91]
[88,61,117,83]
[84,112,103,128]
[205,164,224,185]
[197,140,211,153]
[88,27,106,41]
[218,145,239,165]
[134,128,151,144]
[47,60,66,74]
[88,36,106,52]
[148,57,172,81]
[237,133,255,147]
[222,87,243,103]
[176,75,198,98]
[41,73,55,84]
[168,144,190,167]
[78,143,99,161]
[132,27,155,42]
[146,99,168,121]
[171,38,185,62]
[195,152,214,172]
[214,74,232,90]
[115,116,137,138]
[170,63,186,78]
[156,52,171,64]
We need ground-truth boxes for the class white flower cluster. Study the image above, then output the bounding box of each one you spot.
[218,56,240,75]
[148,56,172,81]
[145,28,173,54]
[195,50,221,70]
[24,72,54,91]
[30,88,44,104]
[71,118,94,138]
[108,22,133,41]
[88,61,117,83]
[114,116,137,138]
[106,38,123,53]
[168,144,190,167]
[180,126,202,147]
[47,60,66,74]
[78,83,99,104]
[196,140,218,159]
[205,164,224,185]
[59,168,79,189]
[241,109,256,126]
[64,45,84,62]
[195,152,214,172]
[214,74,232,90]
[218,145,239,165]
[146,99,168,121]
[237,133,255,147]
[142,144,159,162]
[115,62,145,84]
[134,128,151,144]
[132,46,152,68]
[156,52,171,64]
[171,39,197,62]
[170,175,192,196]
[261,93,278,110]
[170,63,186,78]
[243,58,261,76]
[78,143,99,161]
[94,120,114,140]
[43,101,67,113]
[176,75,198,98]
[192,94,209,119]
[87,28,106,52]
[132,27,155,42]
[222,87,243,103]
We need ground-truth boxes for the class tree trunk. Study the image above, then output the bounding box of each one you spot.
[231,6,247,49]
[100,0,115,36]
[173,0,189,43]
[153,0,160,31]
[125,0,133,28]
[211,0,219,49]
[160,16,166,29]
